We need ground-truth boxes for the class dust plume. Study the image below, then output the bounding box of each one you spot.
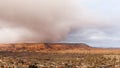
[0,0,93,43]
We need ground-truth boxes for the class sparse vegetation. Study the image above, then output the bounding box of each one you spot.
[0,52,119,68]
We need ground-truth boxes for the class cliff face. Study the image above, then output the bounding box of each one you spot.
[0,43,91,51]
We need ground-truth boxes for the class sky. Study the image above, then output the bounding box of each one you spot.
[62,0,120,47]
[0,0,120,48]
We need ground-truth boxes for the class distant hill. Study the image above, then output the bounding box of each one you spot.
[0,43,120,54]
[0,43,92,51]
